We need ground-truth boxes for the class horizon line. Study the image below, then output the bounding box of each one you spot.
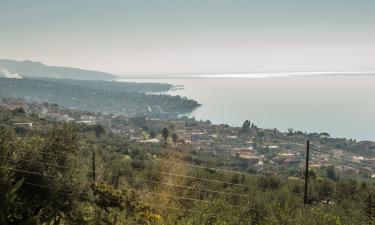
[117,71,375,79]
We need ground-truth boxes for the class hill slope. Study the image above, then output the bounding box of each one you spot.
[0,77,200,117]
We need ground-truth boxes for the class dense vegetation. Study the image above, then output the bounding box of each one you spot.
[36,77,174,93]
[1,107,375,224]
[0,78,200,117]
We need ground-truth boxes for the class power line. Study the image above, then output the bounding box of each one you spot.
[311,143,375,159]
[6,154,252,188]
[122,175,253,198]
[119,156,252,178]
[154,158,251,176]
[6,149,80,161]
[156,171,255,189]
[246,141,371,170]
[0,166,80,183]
[3,157,78,170]
[147,202,211,215]
[154,143,337,183]
[2,151,287,194]
[148,203,268,223]
[0,177,76,193]
[148,191,243,209]
[4,152,270,193]
[29,149,80,160]
[5,148,258,186]
[148,191,268,213]
[0,176,266,219]
[288,141,374,161]
[118,157,270,190]
[310,146,373,170]
[148,191,267,212]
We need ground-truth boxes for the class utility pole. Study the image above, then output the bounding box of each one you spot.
[92,148,96,182]
[304,140,310,206]
[368,194,374,224]
[91,148,98,222]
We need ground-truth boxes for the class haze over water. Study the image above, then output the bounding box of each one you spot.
[120,73,375,141]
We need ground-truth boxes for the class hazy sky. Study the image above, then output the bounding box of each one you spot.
[1,0,374,75]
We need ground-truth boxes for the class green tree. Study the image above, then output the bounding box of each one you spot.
[287,128,294,136]
[240,120,251,133]
[12,107,25,114]
[172,133,178,143]
[92,124,105,138]
[301,169,318,181]
[0,128,22,224]
[257,176,281,190]
[326,165,337,181]
[150,130,156,139]
[162,128,169,142]
[0,125,87,224]
[319,132,330,139]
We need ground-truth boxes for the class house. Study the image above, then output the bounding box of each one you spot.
[336,165,359,175]
[77,115,96,125]
[225,135,238,139]
[175,129,192,142]
[310,164,322,169]
[352,156,366,163]
[331,149,344,159]
[191,132,211,144]
[253,160,264,171]
[363,158,375,167]
[273,152,299,164]
[233,147,258,161]
[140,138,160,144]
[58,114,75,122]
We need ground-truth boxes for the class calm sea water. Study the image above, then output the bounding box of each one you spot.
[119,74,375,141]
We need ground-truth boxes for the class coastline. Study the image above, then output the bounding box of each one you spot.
[118,74,375,142]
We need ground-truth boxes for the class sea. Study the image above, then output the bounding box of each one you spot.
[118,72,375,141]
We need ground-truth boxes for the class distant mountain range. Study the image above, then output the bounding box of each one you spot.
[0,59,117,80]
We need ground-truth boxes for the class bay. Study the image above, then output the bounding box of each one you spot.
[119,74,375,141]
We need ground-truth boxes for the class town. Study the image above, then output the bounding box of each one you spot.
[2,97,375,180]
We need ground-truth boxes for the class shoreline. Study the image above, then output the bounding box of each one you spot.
[117,75,375,142]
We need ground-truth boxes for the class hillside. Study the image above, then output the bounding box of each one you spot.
[0,59,117,80]
[1,102,375,224]
[0,77,200,117]
[34,77,173,93]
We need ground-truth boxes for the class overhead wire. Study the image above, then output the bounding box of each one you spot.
[157,171,255,189]
[154,157,251,176]
[122,175,254,198]
[0,166,80,183]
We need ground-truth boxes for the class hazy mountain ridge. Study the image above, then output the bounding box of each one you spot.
[0,59,117,80]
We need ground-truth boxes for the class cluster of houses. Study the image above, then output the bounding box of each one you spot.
[2,97,375,177]
[308,147,375,176]
[0,98,105,132]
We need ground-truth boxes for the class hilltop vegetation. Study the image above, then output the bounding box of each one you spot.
[0,77,200,117]
[1,106,375,225]
[35,77,174,93]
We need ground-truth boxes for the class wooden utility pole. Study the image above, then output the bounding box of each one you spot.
[368,194,374,224]
[304,140,310,206]
[92,149,96,182]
